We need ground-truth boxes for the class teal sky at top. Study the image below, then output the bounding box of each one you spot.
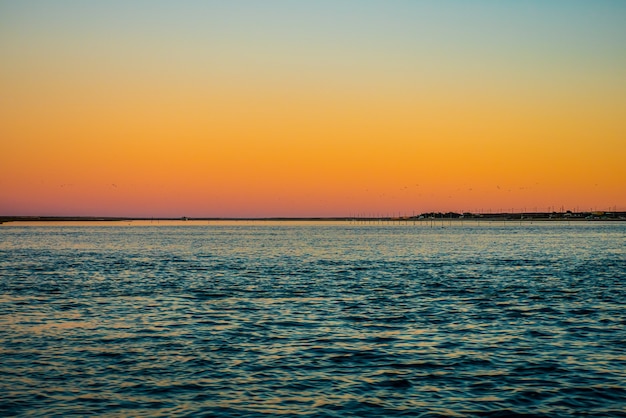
[2,0,625,98]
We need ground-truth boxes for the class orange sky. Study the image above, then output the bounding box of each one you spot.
[1,1,625,217]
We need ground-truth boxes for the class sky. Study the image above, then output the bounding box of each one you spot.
[1,0,625,218]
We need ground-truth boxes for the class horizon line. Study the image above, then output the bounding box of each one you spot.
[2,210,626,223]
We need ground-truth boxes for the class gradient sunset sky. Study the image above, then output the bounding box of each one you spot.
[1,1,625,217]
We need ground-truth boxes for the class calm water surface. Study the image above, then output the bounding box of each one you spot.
[1,221,625,417]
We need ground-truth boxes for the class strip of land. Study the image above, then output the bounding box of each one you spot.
[1,211,625,224]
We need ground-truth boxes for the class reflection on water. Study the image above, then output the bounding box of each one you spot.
[1,222,625,417]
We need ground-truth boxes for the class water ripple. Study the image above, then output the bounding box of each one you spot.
[1,222,625,416]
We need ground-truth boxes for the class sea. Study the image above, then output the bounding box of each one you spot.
[1,220,625,417]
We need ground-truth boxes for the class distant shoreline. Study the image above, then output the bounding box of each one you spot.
[2,211,625,224]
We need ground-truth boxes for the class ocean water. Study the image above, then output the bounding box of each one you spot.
[1,221,625,417]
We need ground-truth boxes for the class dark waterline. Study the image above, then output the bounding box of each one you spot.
[1,222,625,417]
